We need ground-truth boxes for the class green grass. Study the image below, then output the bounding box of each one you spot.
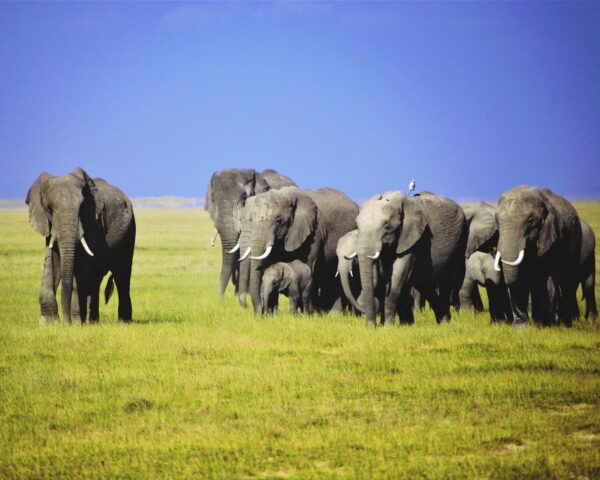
[1,204,599,479]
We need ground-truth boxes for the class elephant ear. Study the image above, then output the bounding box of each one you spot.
[396,198,428,255]
[285,193,318,252]
[72,167,105,223]
[253,172,270,195]
[537,203,559,257]
[279,265,292,292]
[465,210,499,257]
[25,172,52,236]
[205,178,216,220]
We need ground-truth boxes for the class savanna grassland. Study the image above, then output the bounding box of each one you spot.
[1,202,599,479]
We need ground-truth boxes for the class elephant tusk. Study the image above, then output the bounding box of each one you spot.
[335,271,339,278]
[349,269,353,278]
[227,243,240,254]
[501,249,525,266]
[250,245,272,260]
[493,252,502,272]
[210,229,218,247]
[80,237,94,257]
[48,236,55,249]
[344,251,357,260]
[367,251,381,260]
[238,247,251,262]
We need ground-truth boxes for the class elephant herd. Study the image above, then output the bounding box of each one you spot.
[25,167,597,328]
[206,168,597,327]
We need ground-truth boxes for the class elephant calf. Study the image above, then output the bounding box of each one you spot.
[261,261,313,315]
[459,251,513,322]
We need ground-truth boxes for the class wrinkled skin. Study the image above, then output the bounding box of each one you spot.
[459,251,513,322]
[336,229,384,316]
[205,168,295,296]
[356,191,467,327]
[261,260,313,314]
[26,168,135,324]
[241,186,358,314]
[496,186,582,326]
[579,219,597,319]
[461,203,499,257]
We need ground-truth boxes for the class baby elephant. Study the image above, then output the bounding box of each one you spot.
[261,260,313,315]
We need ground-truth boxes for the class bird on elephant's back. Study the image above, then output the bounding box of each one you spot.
[355,191,467,327]
[26,167,135,325]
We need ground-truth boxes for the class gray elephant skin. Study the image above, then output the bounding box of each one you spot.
[204,168,296,296]
[26,167,135,324]
[355,191,467,326]
[459,202,511,321]
[459,251,513,322]
[237,186,359,314]
[579,219,597,319]
[495,186,582,326]
[261,260,313,314]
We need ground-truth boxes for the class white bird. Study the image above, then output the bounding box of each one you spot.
[408,179,416,193]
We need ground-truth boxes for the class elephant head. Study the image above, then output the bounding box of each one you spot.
[244,187,318,313]
[205,169,270,295]
[260,263,292,314]
[496,186,559,285]
[26,167,104,323]
[356,192,427,325]
[462,202,499,258]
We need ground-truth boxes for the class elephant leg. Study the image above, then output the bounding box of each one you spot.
[396,289,415,325]
[70,276,83,325]
[113,269,132,322]
[40,247,60,324]
[458,277,476,311]
[508,281,530,327]
[471,286,484,312]
[485,280,500,322]
[289,296,298,314]
[302,281,313,314]
[384,255,415,326]
[436,283,452,323]
[531,273,554,327]
[557,276,579,327]
[88,273,103,323]
[582,272,598,319]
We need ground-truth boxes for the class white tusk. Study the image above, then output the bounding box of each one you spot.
[48,236,55,249]
[501,249,525,266]
[238,247,251,262]
[335,271,339,278]
[210,229,218,247]
[227,243,240,254]
[493,252,501,272]
[349,269,353,278]
[344,251,357,260]
[367,251,380,260]
[250,245,272,260]
[80,237,94,257]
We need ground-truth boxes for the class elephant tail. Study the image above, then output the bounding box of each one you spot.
[105,274,115,304]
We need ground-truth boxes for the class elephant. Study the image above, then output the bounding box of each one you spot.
[204,168,296,296]
[495,185,582,327]
[26,167,135,324]
[459,251,513,322]
[261,260,313,314]
[336,229,384,315]
[354,191,467,326]
[579,219,597,319]
[461,202,499,258]
[232,186,359,314]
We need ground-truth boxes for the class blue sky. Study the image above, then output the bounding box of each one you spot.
[1,1,599,202]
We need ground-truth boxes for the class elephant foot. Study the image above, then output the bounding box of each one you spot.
[383,319,396,327]
[437,315,451,325]
[40,315,59,325]
[513,319,529,328]
[365,320,377,328]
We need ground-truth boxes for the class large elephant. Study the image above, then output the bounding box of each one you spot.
[579,219,597,319]
[459,251,513,322]
[204,168,296,296]
[235,186,358,314]
[26,167,135,324]
[355,191,467,326]
[494,186,582,326]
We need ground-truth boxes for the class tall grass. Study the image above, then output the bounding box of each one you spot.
[0,204,599,479]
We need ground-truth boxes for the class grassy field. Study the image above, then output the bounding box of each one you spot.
[1,202,599,479]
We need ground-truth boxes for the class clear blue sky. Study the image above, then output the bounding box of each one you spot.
[1,1,599,202]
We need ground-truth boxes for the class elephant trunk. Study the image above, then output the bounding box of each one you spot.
[340,261,363,313]
[261,281,271,315]
[249,233,273,315]
[237,227,251,308]
[358,256,376,326]
[497,228,525,286]
[57,221,79,323]
[218,231,239,296]
[250,257,263,314]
